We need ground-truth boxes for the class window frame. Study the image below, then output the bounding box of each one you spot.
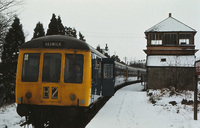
[149,33,162,45]
[42,53,62,83]
[64,54,84,84]
[164,33,177,45]
[179,33,192,45]
[21,53,40,82]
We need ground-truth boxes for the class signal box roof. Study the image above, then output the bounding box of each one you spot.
[20,35,90,50]
[145,13,196,33]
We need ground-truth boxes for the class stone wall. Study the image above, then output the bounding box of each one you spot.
[147,67,195,90]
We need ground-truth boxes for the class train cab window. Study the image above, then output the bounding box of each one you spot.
[42,53,61,82]
[22,53,40,82]
[103,64,113,79]
[64,54,83,83]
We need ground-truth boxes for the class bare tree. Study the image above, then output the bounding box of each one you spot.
[166,56,194,90]
[0,0,23,39]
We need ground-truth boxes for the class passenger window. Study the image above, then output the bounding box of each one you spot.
[64,54,83,83]
[22,53,40,82]
[42,53,61,82]
[103,64,113,79]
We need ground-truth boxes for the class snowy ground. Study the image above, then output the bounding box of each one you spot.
[87,83,200,128]
[1,83,200,128]
[0,104,25,128]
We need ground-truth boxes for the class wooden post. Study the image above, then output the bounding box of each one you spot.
[194,75,198,120]
[194,60,200,120]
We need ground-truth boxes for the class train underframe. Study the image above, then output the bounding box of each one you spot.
[17,104,87,128]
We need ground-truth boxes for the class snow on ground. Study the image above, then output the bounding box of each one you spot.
[1,83,200,128]
[86,83,200,128]
[0,103,25,128]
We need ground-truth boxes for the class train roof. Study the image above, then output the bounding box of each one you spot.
[20,35,90,50]
[115,61,146,72]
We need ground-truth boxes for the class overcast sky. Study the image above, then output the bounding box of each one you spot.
[18,0,200,62]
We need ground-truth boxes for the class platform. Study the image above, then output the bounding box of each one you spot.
[86,83,200,128]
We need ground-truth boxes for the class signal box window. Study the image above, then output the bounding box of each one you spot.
[42,53,61,82]
[22,53,40,82]
[64,54,83,83]
[164,33,177,45]
[150,33,162,45]
[179,33,192,45]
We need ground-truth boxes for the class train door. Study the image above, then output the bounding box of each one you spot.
[92,58,102,95]
[102,58,115,97]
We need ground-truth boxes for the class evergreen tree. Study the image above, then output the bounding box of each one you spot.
[96,45,103,53]
[32,22,45,39]
[46,14,66,36]
[46,14,58,35]
[1,17,25,102]
[57,16,65,35]
[65,27,77,38]
[71,28,77,38]
[111,55,120,62]
[79,32,86,42]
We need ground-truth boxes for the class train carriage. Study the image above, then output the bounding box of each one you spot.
[15,35,145,127]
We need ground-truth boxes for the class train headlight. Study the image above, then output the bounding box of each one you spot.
[70,94,76,101]
[25,92,32,99]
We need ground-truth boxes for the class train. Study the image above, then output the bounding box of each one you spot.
[15,35,145,127]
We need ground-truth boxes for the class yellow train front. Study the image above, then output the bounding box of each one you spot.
[16,35,93,127]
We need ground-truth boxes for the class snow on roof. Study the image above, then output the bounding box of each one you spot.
[145,14,196,33]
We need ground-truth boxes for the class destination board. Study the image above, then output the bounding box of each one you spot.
[43,41,63,48]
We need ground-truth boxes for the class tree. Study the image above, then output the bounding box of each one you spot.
[166,56,194,90]
[111,55,120,62]
[57,16,65,35]
[0,0,23,60]
[79,32,86,42]
[1,17,25,103]
[65,27,77,38]
[32,22,45,39]
[0,0,23,39]
[96,45,103,53]
[46,14,58,35]
[130,60,146,68]
[46,14,66,36]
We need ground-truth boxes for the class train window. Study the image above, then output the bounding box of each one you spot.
[64,54,83,83]
[103,64,113,79]
[42,53,61,82]
[22,53,40,82]
[43,87,49,99]
[52,87,58,99]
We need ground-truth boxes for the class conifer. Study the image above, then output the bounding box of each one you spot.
[79,32,86,42]
[1,17,25,102]
[46,14,58,35]
[33,22,45,39]
[57,16,65,35]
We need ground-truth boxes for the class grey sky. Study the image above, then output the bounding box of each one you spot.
[19,0,200,62]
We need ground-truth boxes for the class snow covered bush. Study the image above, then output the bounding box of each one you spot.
[147,87,194,107]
